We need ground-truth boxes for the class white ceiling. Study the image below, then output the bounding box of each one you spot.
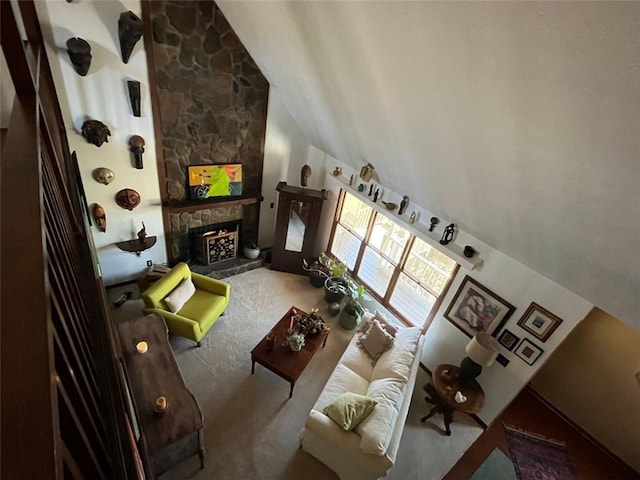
[231,2,640,326]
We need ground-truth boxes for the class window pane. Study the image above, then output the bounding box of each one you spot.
[369,214,409,263]
[329,224,359,270]
[338,192,372,238]
[390,273,436,327]
[405,238,456,294]
[358,247,393,296]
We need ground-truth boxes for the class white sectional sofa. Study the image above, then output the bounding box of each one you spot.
[299,317,425,480]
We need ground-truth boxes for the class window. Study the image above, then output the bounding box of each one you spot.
[328,191,458,331]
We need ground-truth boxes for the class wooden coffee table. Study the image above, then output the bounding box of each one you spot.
[251,306,330,398]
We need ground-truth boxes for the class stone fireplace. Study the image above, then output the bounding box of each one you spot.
[146,1,268,265]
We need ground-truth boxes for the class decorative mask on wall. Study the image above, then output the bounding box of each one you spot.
[65,37,92,76]
[115,188,140,211]
[439,223,455,245]
[301,164,311,187]
[81,119,111,147]
[92,204,106,232]
[127,80,141,117]
[118,11,143,64]
[92,167,115,185]
[128,135,145,169]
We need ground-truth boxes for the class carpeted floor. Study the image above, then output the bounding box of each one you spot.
[109,267,484,479]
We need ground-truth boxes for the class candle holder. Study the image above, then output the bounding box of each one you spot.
[136,341,148,354]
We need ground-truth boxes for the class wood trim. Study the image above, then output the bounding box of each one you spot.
[165,194,264,213]
[1,92,60,478]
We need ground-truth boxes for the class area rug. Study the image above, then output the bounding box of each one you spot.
[470,448,517,480]
[109,267,485,479]
[504,424,579,480]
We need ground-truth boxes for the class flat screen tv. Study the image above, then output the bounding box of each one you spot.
[187,164,243,200]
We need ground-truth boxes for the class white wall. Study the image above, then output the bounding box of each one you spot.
[319,155,593,424]
[36,0,167,285]
[260,88,310,248]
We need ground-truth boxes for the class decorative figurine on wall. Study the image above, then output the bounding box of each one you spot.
[137,222,147,242]
[399,195,409,215]
[358,183,365,192]
[332,167,342,177]
[373,189,380,202]
[92,204,106,232]
[66,37,92,76]
[92,167,115,185]
[301,164,312,186]
[118,10,144,64]
[381,201,397,211]
[128,135,145,169]
[115,188,140,211]
[127,80,141,117]
[359,163,375,181]
[409,211,418,224]
[464,246,476,258]
[440,223,455,245]
[368,184,374,196]
[429,216,440,232]
[81,119,111,147]
[349,174,354,186]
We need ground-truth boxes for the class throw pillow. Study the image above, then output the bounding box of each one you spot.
[164,277,196,313]
[358,319,394,363]
[323,392,378,431]
[358,311,398,338]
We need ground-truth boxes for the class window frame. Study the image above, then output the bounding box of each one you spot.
[328,189,459,333]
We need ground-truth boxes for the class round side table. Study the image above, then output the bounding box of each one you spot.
[420,364,485,435]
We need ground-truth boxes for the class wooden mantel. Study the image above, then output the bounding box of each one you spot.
[164,194,263,214]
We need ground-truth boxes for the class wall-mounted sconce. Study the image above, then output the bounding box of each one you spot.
[128,135,145,169]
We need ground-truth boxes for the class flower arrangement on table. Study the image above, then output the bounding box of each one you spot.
[292,307,327,336]
[283,308,328,351]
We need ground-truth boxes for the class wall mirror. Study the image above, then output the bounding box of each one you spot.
[272,182,326,274]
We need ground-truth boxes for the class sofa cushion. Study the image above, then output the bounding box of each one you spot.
[339,335,375,380]
[370,327,422,382]
[359,310,399,337]
[164,277,195,313]
[323,392,378,431]
[357,320,394,363]
[356,378,405,455]
[314,363,370,413]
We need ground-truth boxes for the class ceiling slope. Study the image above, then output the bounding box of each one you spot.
[217,1,640,328]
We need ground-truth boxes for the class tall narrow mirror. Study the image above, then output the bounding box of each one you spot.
[285,200,306,252]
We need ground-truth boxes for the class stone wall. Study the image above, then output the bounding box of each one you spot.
[149,1,268,263]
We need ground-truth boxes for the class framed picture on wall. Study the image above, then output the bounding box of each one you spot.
[514,338,544,365]
[517,302,563,342]
[497,329,520,351]
[444,275,516,338]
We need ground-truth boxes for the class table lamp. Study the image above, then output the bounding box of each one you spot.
[458,333,500,385]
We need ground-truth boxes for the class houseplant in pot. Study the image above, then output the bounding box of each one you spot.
[284,332,305,352]
[339,283,366,330]
[302,254,331,288]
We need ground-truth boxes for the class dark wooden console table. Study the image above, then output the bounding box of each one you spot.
[118,314,204,476]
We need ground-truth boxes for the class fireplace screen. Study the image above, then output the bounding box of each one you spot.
[194,223,238,265]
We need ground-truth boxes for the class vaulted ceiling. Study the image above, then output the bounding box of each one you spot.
[219,2,640,326]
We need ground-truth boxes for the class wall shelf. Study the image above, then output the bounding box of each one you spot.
[331,175,481,271]
[115,236,157,256]
[164,194,263,213]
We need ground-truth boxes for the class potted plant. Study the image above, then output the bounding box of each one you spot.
[339,283,366,330]
[284,332,305,352]
[294,307,326,336]
[302,255,331,288]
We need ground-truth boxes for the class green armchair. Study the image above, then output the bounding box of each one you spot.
[142,262,230,346]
